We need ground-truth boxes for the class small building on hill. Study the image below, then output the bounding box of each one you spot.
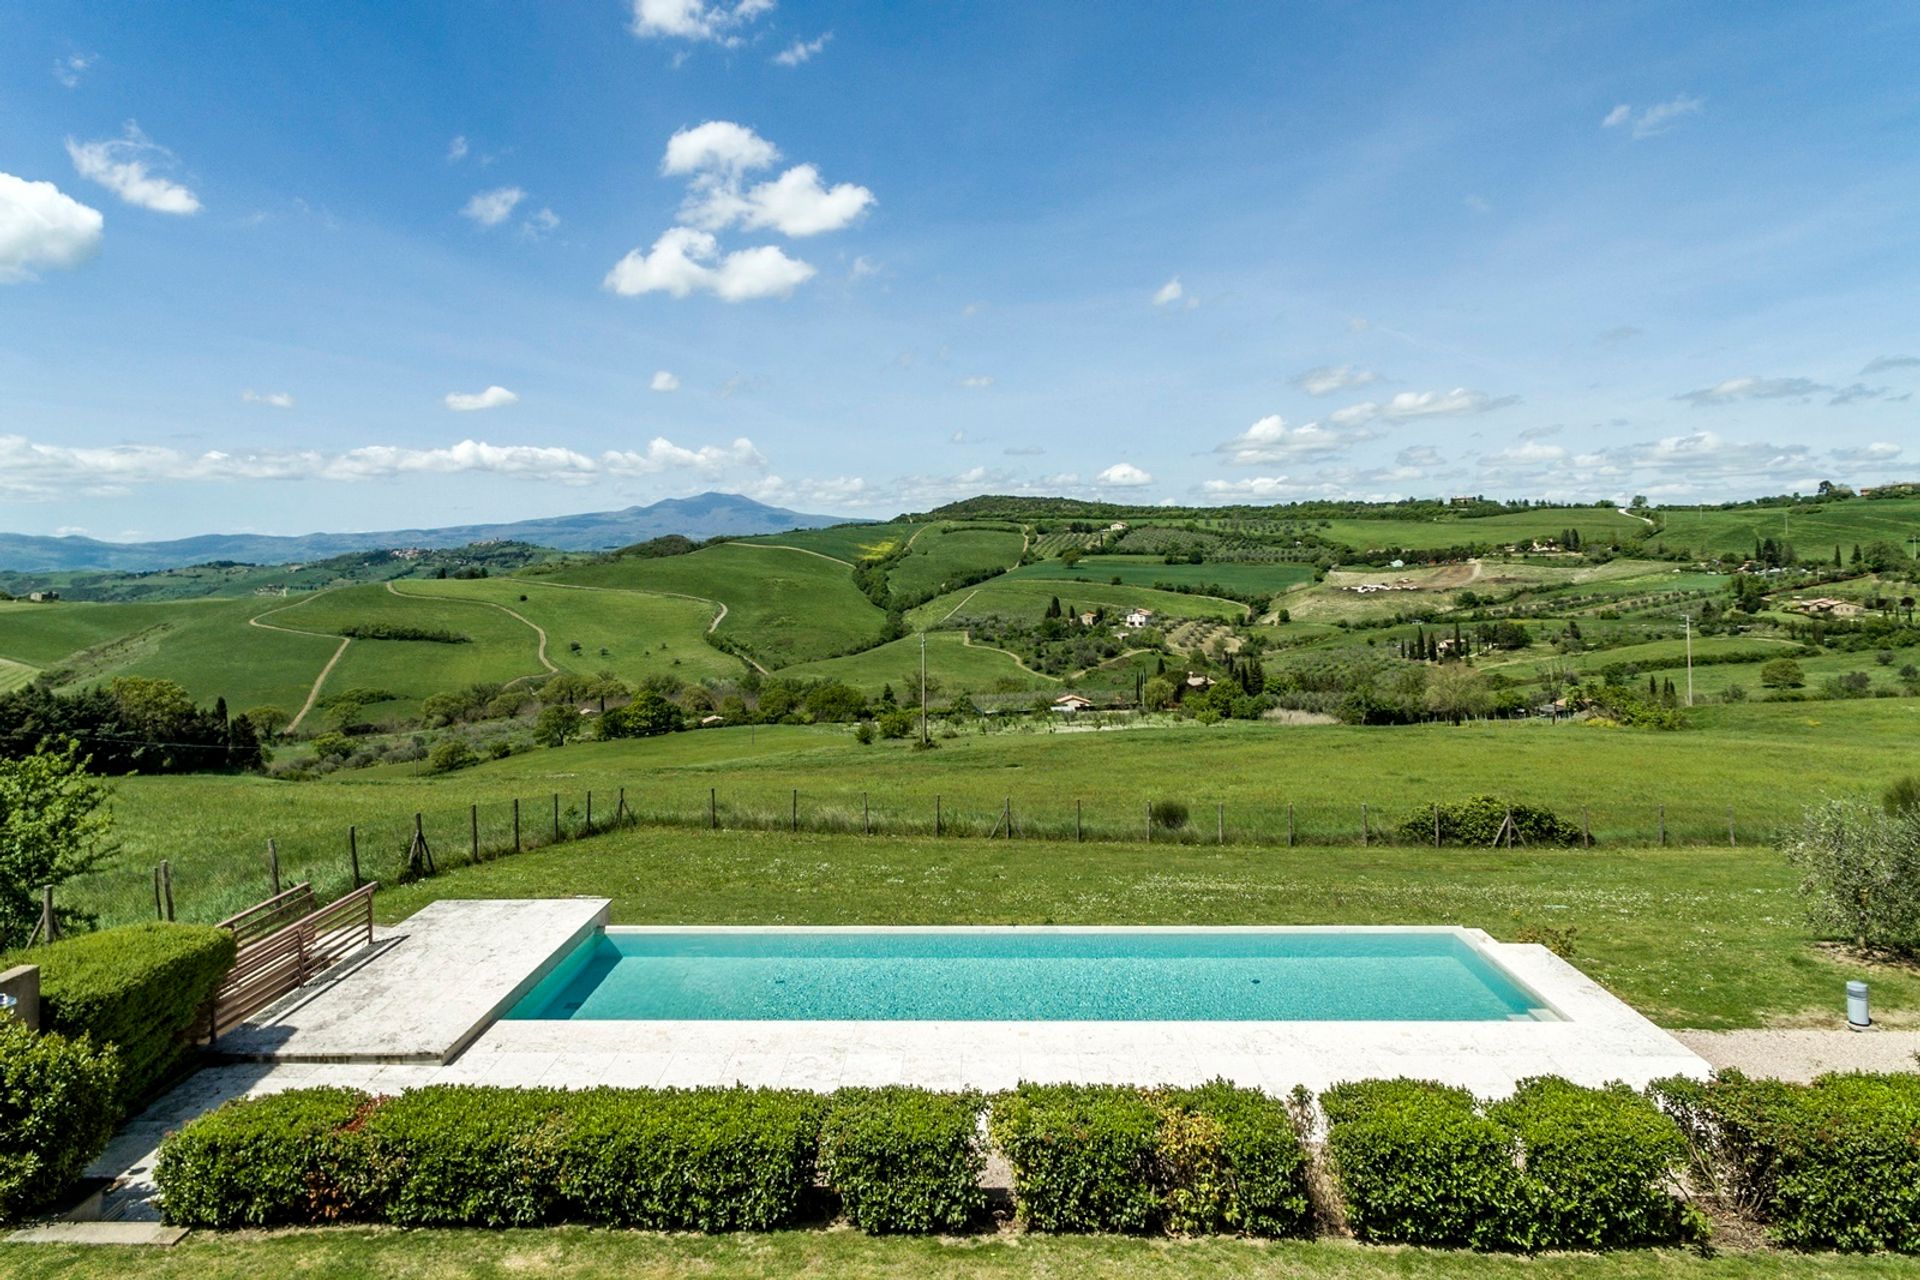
[1124,607,1155,628]
[1050,693,1095,714]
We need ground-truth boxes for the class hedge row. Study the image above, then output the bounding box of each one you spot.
[1654,1070,1920,1252]
[0,1018,121,1222]
[24,922,236,1107]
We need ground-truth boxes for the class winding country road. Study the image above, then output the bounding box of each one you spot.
[247,590,350,733]
[384,580,557,677]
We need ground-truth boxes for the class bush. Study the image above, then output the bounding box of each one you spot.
[1397,795,1584,847]
[425,739,477,774]
[820,1088,986,1233]
[1148,799,1189,831]
[988,1082,1311,1236]
[1322,1078,1519,1248]
[154,1087,371,1227]
[1655,1070,1920,1252]
[25,922,235,1106]
[990,1084,1162,1232]
[0,1018,120,1222]
[156,1084,828,1232]
[1781,796,1920,952]
[1322,1076,1692,1251]
[1885,775,1920,818]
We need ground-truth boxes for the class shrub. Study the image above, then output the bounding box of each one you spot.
[1397,796,1584,847]
[157,1085,829,1232]
[1781,796,1920,952]
[1148,799,1189,831]
[1655,1070,1920,1252]
[1760,658,1804,689]
[425,739,477,774]
[820,1088,986,1233]
[1323,1076,1693,1251]
[154,1087,371,1227]
[990,1084,1162,1232]
[989,1082,1311,1236]
[1322,1078,1519,1248]
[0,1018,120,1222]
[26,922,236,1106]
[1885,775,1920,818]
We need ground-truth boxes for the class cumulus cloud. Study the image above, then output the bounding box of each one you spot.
[241,390,294,409]
[603,226,815,301]
[461,186,525,227]
[444,385,519,411]
[0,172,104,283]
[1200,476,1310,499]
[1291,364,1380,396]
[1330,387,1518,425]
[0,433,764,500]
[1214,415,1366,465]
[1097,462,1153,487]
[1152,277,1183,306]
[663,121,780,176]
[1602,95,1705,139]
[668,123,872,236]
[773,32,830,65]
[650,370,681,392]
[629,0,774,43]
[66,122,201,214]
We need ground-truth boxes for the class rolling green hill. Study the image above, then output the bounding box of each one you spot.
[1007,555,1314,595]
[907,577,1247,629]
[887,525,1027,603]
[1651,497,1920,559]
[775,630,1054,696]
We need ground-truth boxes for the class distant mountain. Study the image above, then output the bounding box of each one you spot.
[0,493,855,573]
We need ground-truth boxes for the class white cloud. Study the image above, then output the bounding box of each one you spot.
[773,32,830,65]
[1831,442,1902,462]
[66,123,201,215]
[1214,415,1367,465]
[0,433,764,499]
[957,375,993,389]
[1602,95,1705,139]
[1152,276,1183,306]
[522,207,560,238]
[444,385,519,411]
[0,172,104,283]
[461,186,525,228]
[1291,364,1381,396]
[1097,462,1153,487]
[663,121,781,177]
[1200,476,1309,499]
[650,370,681,392]
[52,52,94,89]
[1670,375,1903,408]
[849,255,879,279]
[447,135,470,162]
[685,161,873,237]
[603,226,815,301]
[241,390,294,409]
[629,0,774,42]
[1331,387,1518,425]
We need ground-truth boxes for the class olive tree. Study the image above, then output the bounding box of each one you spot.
[1782,797,1920,953]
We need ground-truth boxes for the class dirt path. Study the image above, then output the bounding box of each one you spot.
[960,631,1059,682]
[1619,507,1656,529]
[934,588,982,624]
[248,590,350,733]
[386,581,556,676]
[735,541,855,569]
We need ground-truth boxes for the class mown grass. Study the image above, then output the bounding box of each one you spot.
[1652,496,1920,558]
[543,543,887,667]
[741,520,930,564]
[1304,507,1648,552]
[1007,556,1317,594]
[10,1229,1920,1280]
[775,630,1054,694]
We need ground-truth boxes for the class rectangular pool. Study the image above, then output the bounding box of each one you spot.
[504,927,1558,1022]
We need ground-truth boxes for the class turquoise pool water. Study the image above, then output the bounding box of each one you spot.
[505,928,1554,1022]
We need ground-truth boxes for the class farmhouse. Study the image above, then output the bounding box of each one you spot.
[1050,693,1095,714]
[26,590,59,602]
[1123,607,1155,628]
[1077,611,1098,627]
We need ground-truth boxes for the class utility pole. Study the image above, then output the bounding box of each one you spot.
[919,629,929,747]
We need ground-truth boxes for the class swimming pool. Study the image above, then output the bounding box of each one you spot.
[504,926,1558,1022]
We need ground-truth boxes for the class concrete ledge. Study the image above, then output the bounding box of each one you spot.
[213,897,609,1064]
[8,1222,188,1246]
[0,964,39,1032]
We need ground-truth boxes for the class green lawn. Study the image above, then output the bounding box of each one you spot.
[776,630,1054,695]
[542,543,888,668]
[8,1230,1918,1280]
[1008,556,1316,594]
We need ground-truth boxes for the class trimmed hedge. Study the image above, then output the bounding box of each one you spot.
[1323,1076,1694,1251]
[156,1084,827,1231]
[0,1018,120,1222]
[26,922,235,1106]
[820,1087,986,1233]
[988,1081,1312,1235]
[1398,796,1585,848]
[1655,1070,1920,1252]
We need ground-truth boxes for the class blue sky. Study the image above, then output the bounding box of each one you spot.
[1,1,1917,540]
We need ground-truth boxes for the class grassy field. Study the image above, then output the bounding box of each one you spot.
[542,543,888,668]
[72,698,1919,939]
[400,577,743,685]
[1304,507,1647,552]
[16,1230,1920,1280]
[1008,556,1316,594]
[740,520,929,564]
[775,630,1054,694]
[887,525,1026,602]
[18,1229,1920,1279]
[908,578,1246,629]
[1652,496,1920,558]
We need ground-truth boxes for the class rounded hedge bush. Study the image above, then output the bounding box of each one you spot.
[0,1018,120,1222]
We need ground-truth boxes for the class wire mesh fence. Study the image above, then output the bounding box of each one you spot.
[48,782,1785,936]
